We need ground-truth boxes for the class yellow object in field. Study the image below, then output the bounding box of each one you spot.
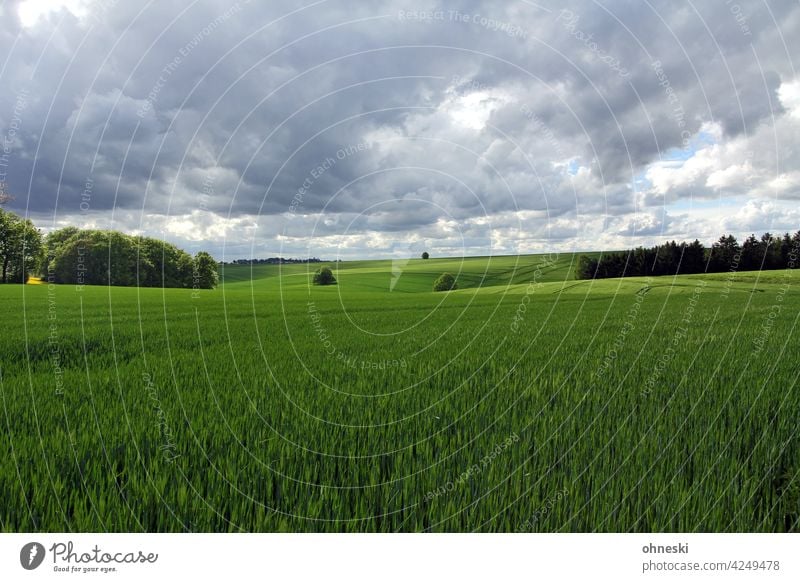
[27,276,43,285]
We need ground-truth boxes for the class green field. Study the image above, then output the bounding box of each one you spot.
[1,252,798,532]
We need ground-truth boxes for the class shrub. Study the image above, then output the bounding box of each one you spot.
[421,252,429,259]
[313,266,337,286]
[433,272,457,292]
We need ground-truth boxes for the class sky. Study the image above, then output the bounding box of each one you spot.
[0,0,798,261]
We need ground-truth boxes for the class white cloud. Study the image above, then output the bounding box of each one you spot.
[706,160,753,189]
[440,88,509,130]
[778,79,800,120]
[766,172,800,197]
[156,210,258,243]
[17,0,89,27]
[643,103,800,203]
[722,199,800,233]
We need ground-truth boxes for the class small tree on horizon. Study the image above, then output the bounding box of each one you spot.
[421,251,429,259]
[313,266,337,286]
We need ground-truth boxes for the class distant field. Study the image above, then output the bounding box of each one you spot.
[218,252,596,291]
[1,252,798,532]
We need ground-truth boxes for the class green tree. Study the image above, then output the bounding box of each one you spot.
[45,226,80,250]
[762,232,782,269]
[421,251,430,259]
[177,253,194,287]
[193,251,218,289]
[0,209,16,282]
[709,234,740,272]
[740,234,764,271]
[630,247,649,275]
[47,230,209,289]
[433,272,457,291]
[576,255,598,279]
[780,233,793,267]
[312,266,336,286]
[680,239,706,274]
[787,231,800,268]
[106,231,138,286]
[44,227,80,276]
[0,208,43,283]
[134,236,195,287]
[50,230,135,286]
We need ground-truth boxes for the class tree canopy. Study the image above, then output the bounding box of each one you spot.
[0,208,43,283]
[0,209,217,288]
[312,266,337,286]
[43,227,217,289]
[576,231,800,280]
[433,272,457,292]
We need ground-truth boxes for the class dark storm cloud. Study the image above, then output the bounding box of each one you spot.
[0,0,798,257]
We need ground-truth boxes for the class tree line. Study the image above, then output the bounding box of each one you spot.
[576,232,800,280]
[0,207,218,288]
[229,257,323,265]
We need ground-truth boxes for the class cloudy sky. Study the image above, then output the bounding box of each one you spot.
[0,0,798,260]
